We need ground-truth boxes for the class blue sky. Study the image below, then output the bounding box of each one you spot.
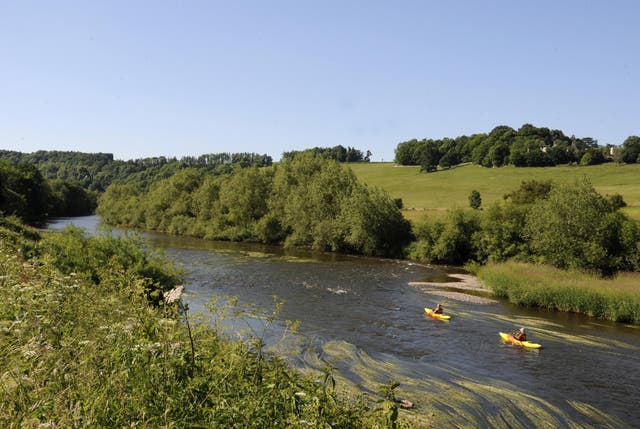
[1,1,638,161]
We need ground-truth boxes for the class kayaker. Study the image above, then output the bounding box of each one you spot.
[434,303,444,314]
[513,327,527,341]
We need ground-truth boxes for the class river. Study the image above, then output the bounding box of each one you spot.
[46,216,640,428]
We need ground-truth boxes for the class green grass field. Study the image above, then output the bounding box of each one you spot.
[348,162,640,222]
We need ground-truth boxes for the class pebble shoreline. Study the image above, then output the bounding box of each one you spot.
[408,274,498,304]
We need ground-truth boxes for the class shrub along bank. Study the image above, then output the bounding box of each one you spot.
[407,178,640,277]
[477,262,640,324]
[0,217,405,428]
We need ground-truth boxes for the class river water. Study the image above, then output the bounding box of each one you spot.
[47,216,640,428]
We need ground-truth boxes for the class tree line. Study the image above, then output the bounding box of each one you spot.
[98,153,411,258]
[0,146,373,195]
[97,151,639,276]
[394,123,640,171]
[0,150,273,192]
[2,149,638,276]
[0,161,96,224]
[282,145,371,163]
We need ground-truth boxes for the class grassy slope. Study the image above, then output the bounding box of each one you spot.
[349,162,640,222]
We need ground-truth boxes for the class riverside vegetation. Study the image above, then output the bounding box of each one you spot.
[3,141,640,325]
[0,216,407,427]
[404,178,640,323]
[477,262,640,324]
[95,153,640,324]
[3,133,639,425]
[97,153,412,258]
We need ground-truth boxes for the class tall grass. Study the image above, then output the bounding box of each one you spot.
[478,261,640,324]
[0,221,404,427]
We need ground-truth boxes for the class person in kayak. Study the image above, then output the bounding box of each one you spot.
[433,303,444,314]
[513,327,527,341]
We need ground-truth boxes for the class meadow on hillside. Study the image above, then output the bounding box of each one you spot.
[349,163,640,222]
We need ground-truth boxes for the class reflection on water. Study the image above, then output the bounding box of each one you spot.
[46,216,640,428]
[45,215,104,233]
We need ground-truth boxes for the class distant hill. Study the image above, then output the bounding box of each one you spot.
[393,123,625,170]
[348,162,640,222]
[0,150,272,192]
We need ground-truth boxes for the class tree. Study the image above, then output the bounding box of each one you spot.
[503,180,554,204]
[49,180,97,216]
[580,152,593,166]
[469,190,482,209]
[546,143,571,165]
[620,136,640,163]
[419,141,441,172]
[438,148,458,169]
[0,162,51,223]
[487,143,510,167]
[474,202,528,263]
[605,193,626,210]
[394,139,419,165]
[336,185,412,257]
[393,123,600,169]
[429,209,481,264]
[524,178,640,276]
[580,148,605,165]
[218,166,272,232]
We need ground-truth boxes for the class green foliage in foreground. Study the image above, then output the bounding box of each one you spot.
[478,262,640,324]
[0,220,402,428]
[38,225,183,304]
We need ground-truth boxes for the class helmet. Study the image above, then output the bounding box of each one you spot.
[519,327,526,333]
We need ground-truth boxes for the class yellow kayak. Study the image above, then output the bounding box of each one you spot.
[425,308,451,321]
[499,332,542,349]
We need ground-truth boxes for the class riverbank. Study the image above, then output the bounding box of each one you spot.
[478,261,640,324]
[0,218,402,427]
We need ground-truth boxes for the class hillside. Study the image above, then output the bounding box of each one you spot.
[348,163,640,222]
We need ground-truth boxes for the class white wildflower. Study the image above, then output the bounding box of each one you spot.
[163,285,184,304]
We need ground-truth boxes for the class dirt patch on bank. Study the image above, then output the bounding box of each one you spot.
[409,273,498,304]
